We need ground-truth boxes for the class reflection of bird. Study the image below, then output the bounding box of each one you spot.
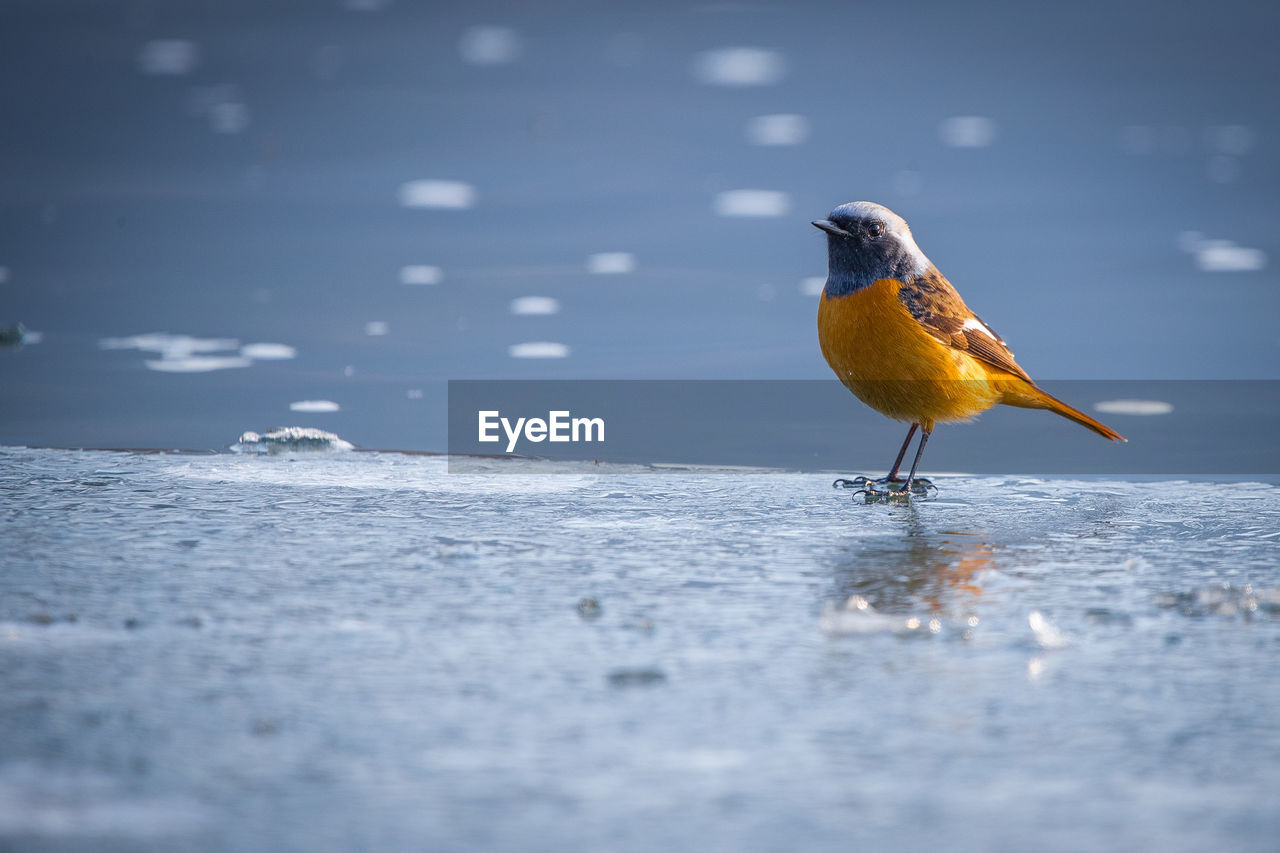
[814,202,1124,496]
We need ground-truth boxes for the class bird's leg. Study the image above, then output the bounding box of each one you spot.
[834,423,918,490]
[897,426,936,496]
[885,423,918,481]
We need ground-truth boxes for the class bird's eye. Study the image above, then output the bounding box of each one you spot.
[867,222,884,237]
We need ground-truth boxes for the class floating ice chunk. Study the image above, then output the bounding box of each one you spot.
[713,189,789,217]
[509,341,569,359]
[1028,610,1068,649]
[694,48,784,86]
[145,356,252,373]
[240,343,296,360]
[746,114,808,145]
[1094,399,1173,416]
[586,252,635,274]
[231,427,354,454]
[799,276,825,297]
[510,296,560,315]
[406,389,423,399]
[103,332,252,371]
[940,116,997,148]
[101,333,239,358]
[138,40,200,76]
[459,26,522,65]
[1195,241,1267,272]
[398,180,476,209]
[365,321,389,336]
[400,265,442,285]
[208,101,249,134]
[290,400,340,413]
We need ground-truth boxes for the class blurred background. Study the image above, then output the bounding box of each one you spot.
[1,0,1277,451]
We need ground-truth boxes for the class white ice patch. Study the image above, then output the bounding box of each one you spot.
[509,341,569,359]
[232,427,353,454]
[586,252,636,274]
[101,333,239,358]
[398,180,476,209]
[145,356,252,373]
[1094,399,1174,416]
[240,343,296,360]
[693,48,785,86]
[509,296,560,315]
[138,40,200,76]
[713,189,790,217]
[800,276,825,297]
[364,321,389,336]
[102,333,261,372]
[400,265,443,285]
[103,333,299,372]
[459,26,522,65]
[746,114,808,146]
[1196,242,1266,272]
[1179,232,1267,271]
[290,400,340,413]
[940,116,997,148]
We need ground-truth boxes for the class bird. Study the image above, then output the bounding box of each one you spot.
[813,201,1124,497]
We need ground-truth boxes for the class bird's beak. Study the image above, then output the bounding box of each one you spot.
[812,219,851,237]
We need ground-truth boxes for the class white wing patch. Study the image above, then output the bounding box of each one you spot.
[962,316,999,340]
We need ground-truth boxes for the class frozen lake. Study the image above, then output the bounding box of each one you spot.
[2,446,1278,851]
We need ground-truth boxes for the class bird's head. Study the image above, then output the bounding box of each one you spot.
[812,201,931,297]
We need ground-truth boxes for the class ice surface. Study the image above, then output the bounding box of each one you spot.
[1,447,1277,852]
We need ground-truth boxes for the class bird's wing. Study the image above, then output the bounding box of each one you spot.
[897,269,1034,384]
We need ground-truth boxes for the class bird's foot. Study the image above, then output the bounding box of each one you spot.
[833,475,903,490]
[836,476,937,503]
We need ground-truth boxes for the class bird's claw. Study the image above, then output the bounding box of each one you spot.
[833,475,904,490]
[844,477,938,503]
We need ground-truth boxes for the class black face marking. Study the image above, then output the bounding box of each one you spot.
[822,214,920,298]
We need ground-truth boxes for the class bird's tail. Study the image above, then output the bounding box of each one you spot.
[1003,384,1127,442]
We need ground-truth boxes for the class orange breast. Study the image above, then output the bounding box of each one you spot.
[817,278,1004,427]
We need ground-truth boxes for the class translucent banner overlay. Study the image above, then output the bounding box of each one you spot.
[447,380,1280,475]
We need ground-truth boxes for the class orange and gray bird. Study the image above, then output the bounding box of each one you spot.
[813,201,1124,497]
